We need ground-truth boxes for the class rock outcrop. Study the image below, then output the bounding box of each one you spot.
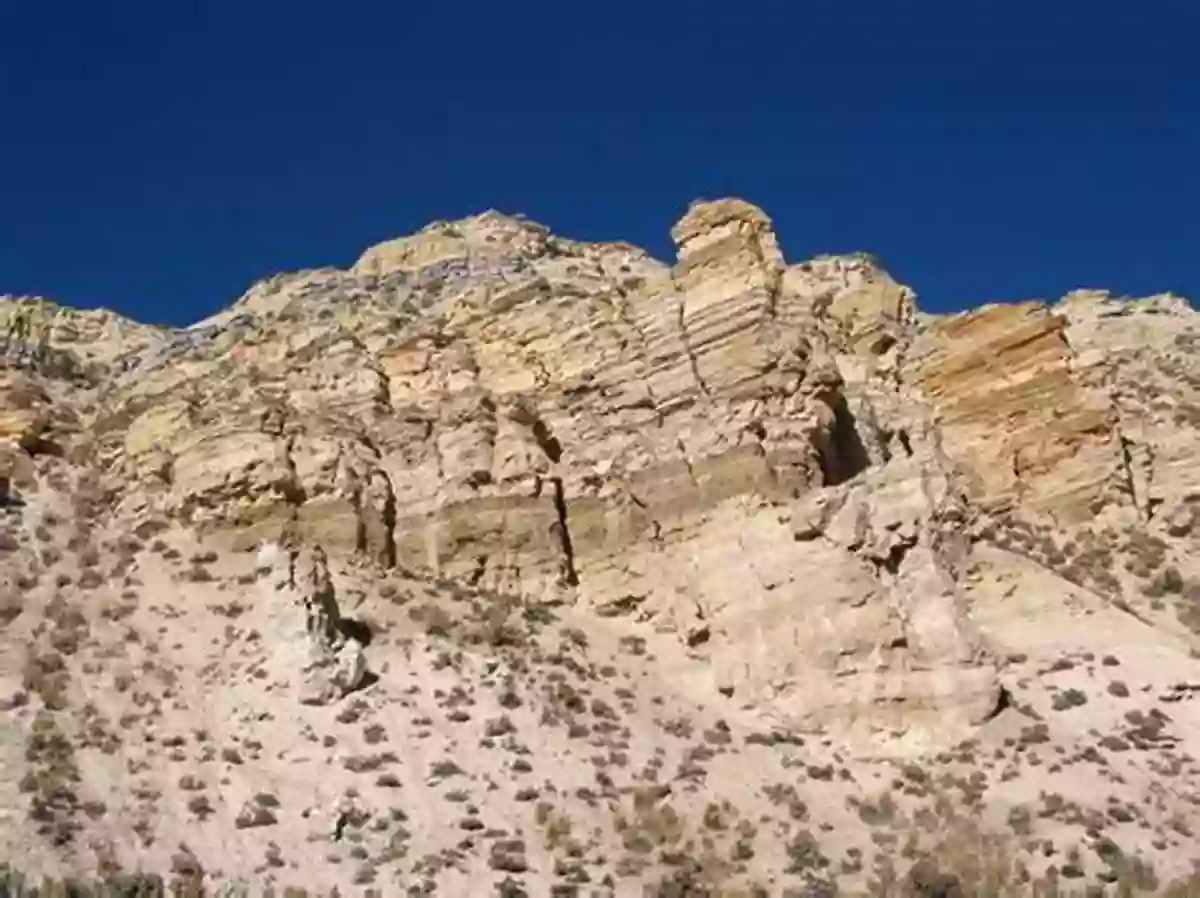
[255,541,369,706]
[2,199,1198,895]
[31,198,1191,749]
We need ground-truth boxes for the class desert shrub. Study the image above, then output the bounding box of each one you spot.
[21,711,82,845]
[22,647,70,710]
[1123,530,1168,576]
[0,588,22,628]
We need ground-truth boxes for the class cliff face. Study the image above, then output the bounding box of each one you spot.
[17,201,1200,745]
[1,202,1198,894]
[61,200,1019,746]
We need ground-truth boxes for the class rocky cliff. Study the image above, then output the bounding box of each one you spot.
[1,201,1198,896]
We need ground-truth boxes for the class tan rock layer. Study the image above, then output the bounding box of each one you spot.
[908,302,1117,523]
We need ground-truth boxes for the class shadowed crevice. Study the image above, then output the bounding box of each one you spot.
[531,420,562,464]
[821,395,871,486]
[381,475,398,568]
[551,476,578,587]
[337,616,373,647]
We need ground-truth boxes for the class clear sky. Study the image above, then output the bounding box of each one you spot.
[1,1,1197,327]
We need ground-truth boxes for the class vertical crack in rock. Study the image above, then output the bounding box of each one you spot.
[1117,429,1158,522]
[675,292,713,399]
[380,470,398,568]
[516,405,576,587]
[352,482,368,555]
[281,543,299,591]
[550,476,578,587]
[746,223,784,322]
[604,284,665,416]
[1117,429,1138,514]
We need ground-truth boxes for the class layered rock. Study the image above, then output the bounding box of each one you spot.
[905,302,1115,523]
[904,290,1200,535]
[9,198,1195,749]
[1055,290,1200,527]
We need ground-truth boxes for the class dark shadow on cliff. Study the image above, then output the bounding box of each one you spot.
[821,395,872,486]
[337,616,373,647]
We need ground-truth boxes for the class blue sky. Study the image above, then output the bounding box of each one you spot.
[1,1,1197,327]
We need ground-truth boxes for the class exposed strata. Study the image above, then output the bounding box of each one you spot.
[38,200,1015,749]
[0,200,1198,894]
[11,200,1194,749]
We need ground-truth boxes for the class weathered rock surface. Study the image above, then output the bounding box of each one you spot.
[254,542,370,706]
[75,199,1024,746]
[1,199,1198,895]
[25,199,1200,745]
[0,372,51,450]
